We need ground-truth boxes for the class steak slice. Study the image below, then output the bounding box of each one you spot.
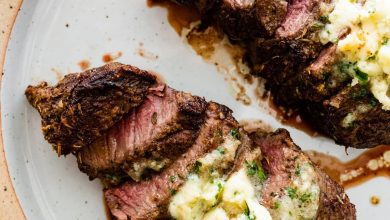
[77,85,207,184]
[25,63,156,155]
[250,129,356,220]
[275,0,325,39]
[104,102,239,220]
[304,85,390,149]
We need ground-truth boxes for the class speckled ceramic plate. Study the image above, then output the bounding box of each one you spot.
[1,0,389,219]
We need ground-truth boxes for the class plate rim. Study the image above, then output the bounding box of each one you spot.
[0,0,25,219]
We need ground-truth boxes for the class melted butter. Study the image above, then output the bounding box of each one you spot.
[169,135,272,220]
[306,146,390,189]
[320,0,390,110]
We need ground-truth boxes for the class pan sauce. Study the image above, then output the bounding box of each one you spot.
[306,146,390,189]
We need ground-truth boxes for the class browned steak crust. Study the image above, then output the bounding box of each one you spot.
[170,0,390,149]
[25,63,156,155]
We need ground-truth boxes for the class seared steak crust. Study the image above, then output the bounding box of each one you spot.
[170,0,390,148]
[104,102,238,220]
[250,129,356,220]
[77,85,207,184]
[25,63,156,155]
[25,62,356,219]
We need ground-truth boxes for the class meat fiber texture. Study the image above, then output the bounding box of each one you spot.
[171,0,390,149]
[104,126,356,220]
[25,63,156,155]
[26,63,355,219]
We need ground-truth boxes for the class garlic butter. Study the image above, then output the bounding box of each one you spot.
[320,0,390,110]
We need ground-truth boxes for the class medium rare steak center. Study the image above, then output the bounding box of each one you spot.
[25,63,355,220]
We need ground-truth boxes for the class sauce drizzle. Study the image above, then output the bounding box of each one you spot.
[307,146,390,189]
[147,0,200,35]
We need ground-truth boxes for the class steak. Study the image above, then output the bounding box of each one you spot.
[25,63,156,155]
[105,126,355,220]
[168,0,390,148]
[25,63,355,219]
[77,84,207,184]
[104,102,239,220]
[250,129,356,220]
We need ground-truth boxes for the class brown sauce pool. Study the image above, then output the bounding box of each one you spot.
[147,0,200,35]
[307,146,390,189]
[259,94,319,136]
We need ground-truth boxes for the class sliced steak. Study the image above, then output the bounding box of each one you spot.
[104,102,239,220]
[250,129,356,220]
[25,63,156,155]
[276,0,325,39]
[304,85,390,149]
[77,85,207,184]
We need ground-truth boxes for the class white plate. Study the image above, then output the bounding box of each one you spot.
[2,0,389,219]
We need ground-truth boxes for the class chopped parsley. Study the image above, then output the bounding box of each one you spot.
[286,187,298,199]
[311,22,325,30]
[217,147,225,154]
[300,192,312,203]
[370,98,378,107]
[367,55,376,61]
[294,167,301,176]
[170,175,177,183]
[382,37,389,45]
[246,161,267,182]
[319,15,330,24]
[271,201,281,210]
[217,182,223,191]
[244,201,255,220]
[354,68,369,83]
[215,182,223,199]
[193,161,202,174]
[230,128,240,140]
[171,189,177,195]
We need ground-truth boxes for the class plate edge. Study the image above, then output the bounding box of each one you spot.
[0,0,26,219]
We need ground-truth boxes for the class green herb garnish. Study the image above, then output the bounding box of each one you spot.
[170,175,177,183]
[370,98,378,107]
[244,201,255,220]
[311,22,325,30]
[300,193,312,203]
[230,128,240,140]
[319,15,330,24]
[294,167,301,176]
[193,161,202,174]
[354,68,369,83]
[246,161,267,182]
[217,147,225,154]
[271,201,281,209]
[286,187,298,199]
